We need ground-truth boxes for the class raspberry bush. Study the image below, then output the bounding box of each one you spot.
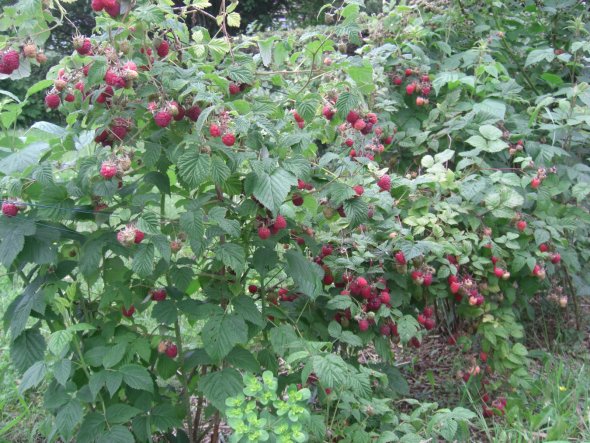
[1,0,589,441]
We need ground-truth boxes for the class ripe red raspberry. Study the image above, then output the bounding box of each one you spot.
[122,305,135,317]
[104,0,120,17]
[353,119,366,131]
[151,288,167,301]
[134,230,145,244]
[394,251,406,265]
[539,243,549,252]
[45,93,61,109]
[104,69,125,88]
[352,185,364,196]
[377,174,391,191]
[417,314,426,325]
[111,124,128,141]
[229,83,240,95]
[424,318,435,330]
[516,220,527,232]
[321,244,333,256]
[292,111,304,123]
[322,272,334,286]
[222,133,236,146]
[322,106,335,120]
[209,124,222,137]
[355,276,368,287]
[531,177,541,189]
[65,93,75,102]
[186,105,202,121]
[75,38,92,56]
[165,343,178,358]
[479,352,488,363]
[423,273,433,286]
[292,193,304,206]
[421,85,431,96]
[274,215,287,230]
[154,111,172,128]
[2,202,19,217]
[100,161,117,179]
[155,40,169,58]
[392,75,402,85]
[550,253,561,264]
[494,267,504,278]
[345,138,354,147]
[416,96,426,106]
[366,113,378,124]
[379,324,391,336]
[450,281,461,294]
[346,110,359,124]
[406,83,416,95]
[91,0,104,11]
[248,285,258,294]
[358,319,369,332]
[1,50,20,74]
[423,306,434,318]
[258,226,271,240]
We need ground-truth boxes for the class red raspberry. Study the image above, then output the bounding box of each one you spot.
[494,267,504,278]
[45,93,61,109]
[229,83,240,95]
[91,0,104,11]
[377,174,391,191]
[274,215,287,230]
[394,251,406,265]
[258,226,271,240]
[392,75,402,85]
[122,305,135,317]
[2,202,19,217]
[366,113,378,124]
[104,69,125,88]
[516,220,527,232]
[75,38,92,56]
[355,276,368,287]
[104,0,120,17]
[424,318,435,330]
[292,193,304,206]
[358,319,369,332]
[154,111,173,128]
[165,343,178,358]
[406,83,416,95]
[550,253,561,264]
[321,244,333,256]
[405,68,413,76]
[379,291,390,305]
[353,185,364,196]
[322,106,335,120]
[151,288,167,301]
[346,110,359,124]
[186,105,202,121]
[134,230,145,244]
[539,243,549,252]
[248,285,258,294]
[293,111,304,123]
[65,93,75,102]
[353,119,366,131]
[1,50,20,73]
[100,161,118,179]
[345,138,354,147]
[209,124,222,137]
[156,40,169,58]
[531,177,541,189]
[222,133,236,146]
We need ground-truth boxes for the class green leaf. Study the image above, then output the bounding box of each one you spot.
[343,198,369,227]
[209,38,231,56]
[47,329,72,355]
[0,216,35,268]
[77,413,106,443]
[296,94,320,121]
[198,368,242,412]
[215,243,246,276]
[335,91,360,117]
[348,64,374,94]
[232,295,265,327]
[120,364,153,392]
[4,276,44,340]
[152,300,178,325]
[96,425,135,443]
[102,343,127,369]
[202,313,248,362]
[177,151,210,188]
[258,37,275,67]
[479,125,502,141]
[525,48,555,66]
[132,243,155,277]
[226,11,240,27]
[26,79,53,98]
[10,328,46,373]
[56,399,84,438]
[53,359,72,386]
[251,168,296,214]
[19,361,46,393]
[311,354,348,388]
[285,250,323,299]
[106,404,142,424]
[211,155,231,185]
[269,324,298,357]
[226,347,261,372]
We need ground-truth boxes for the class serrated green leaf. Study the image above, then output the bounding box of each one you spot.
[202,313,248,362]
[198,368,242,412]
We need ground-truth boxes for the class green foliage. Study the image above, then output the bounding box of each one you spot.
[0,0,589,442]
